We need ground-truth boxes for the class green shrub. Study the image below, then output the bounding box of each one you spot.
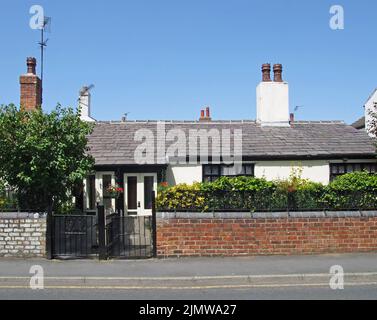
[157,172,377,212]
[156,183,207,211]
[321,171,377,210]
[328,171,377,191]
[0,196,18,211]
[200,176,275,192]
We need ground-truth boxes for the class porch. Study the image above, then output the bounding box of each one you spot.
[74,165,165,217]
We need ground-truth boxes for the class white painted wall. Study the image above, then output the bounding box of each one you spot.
[365,89,377,137]
[166,162,330,185]
[254,160,330,185]
[161,160,377,187]
[256,81,290,127]
[166,164,202,185]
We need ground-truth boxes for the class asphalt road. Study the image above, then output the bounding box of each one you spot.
[1,285,377,300]
[1,253,377,300]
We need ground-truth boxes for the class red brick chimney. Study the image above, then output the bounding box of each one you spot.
[199,107,212,121]
[20,57,42,112]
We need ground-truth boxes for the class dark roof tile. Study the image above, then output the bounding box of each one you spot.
[87,121,376,165]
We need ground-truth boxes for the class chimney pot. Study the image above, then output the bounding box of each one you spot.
[273,64,283,82]
[199,108,211,121]
[26,57,37,75]
[262,63,271,82]
[205,107,210,118]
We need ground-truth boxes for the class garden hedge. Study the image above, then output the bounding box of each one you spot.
[156,172,377,212]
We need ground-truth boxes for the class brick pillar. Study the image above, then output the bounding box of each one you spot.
[19,57,42,112]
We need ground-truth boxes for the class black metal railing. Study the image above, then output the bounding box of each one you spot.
[158,189,377,212]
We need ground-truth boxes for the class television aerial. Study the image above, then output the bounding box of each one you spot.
[38,16,51,86]
[80,84,95,95]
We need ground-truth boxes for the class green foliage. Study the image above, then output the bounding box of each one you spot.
[321,171,377,209]
[328,171,377,191]
[0,104,95,212]
[54,202,83,215]
[156,183,207,211]
[200,176,275,192]
[157,171,377,212]
[273,167,326,210]
[0,196,18,211]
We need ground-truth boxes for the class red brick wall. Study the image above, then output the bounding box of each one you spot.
[157,218,377,257]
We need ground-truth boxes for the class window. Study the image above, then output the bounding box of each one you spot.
[144,176,154,210]
[330,163,377,181]
[203,164,254,182]
[86,175,96,210]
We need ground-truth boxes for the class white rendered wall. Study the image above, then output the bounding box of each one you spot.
[254,161,330,184]
[256,81,290,127]
[166,162,329,185]
[166,164,202,185]
[166,160,376,186]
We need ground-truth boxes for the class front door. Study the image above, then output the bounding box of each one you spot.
[124,173,157,216]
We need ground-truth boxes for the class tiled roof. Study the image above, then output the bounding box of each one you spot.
[87,120,376,165]
[351,116,365,129]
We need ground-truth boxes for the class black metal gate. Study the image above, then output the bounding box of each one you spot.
[106,215,154,259]
[49,193,157,260]
[51,214,98,258]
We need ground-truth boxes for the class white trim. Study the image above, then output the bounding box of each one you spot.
[95,171,116,213]
[124,173,157,216]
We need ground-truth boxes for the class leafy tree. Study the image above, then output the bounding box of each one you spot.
[0,104,95,212]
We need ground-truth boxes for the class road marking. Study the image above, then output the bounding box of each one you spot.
[0,272,376,281]
[0,282,377,290]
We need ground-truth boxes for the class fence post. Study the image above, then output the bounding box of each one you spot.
[45,208,53,260]
[97,205,107,260]
[287,191,290,213]
[151,191,158,258]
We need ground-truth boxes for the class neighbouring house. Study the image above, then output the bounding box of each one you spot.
[352,88,377,133]
[18,58,377,216]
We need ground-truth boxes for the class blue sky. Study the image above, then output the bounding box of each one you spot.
[1,0,376,123]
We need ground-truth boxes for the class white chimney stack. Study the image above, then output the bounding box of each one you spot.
[79,86,95,122]
[256,64,290,127]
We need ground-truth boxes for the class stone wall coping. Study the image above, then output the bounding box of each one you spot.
[0,212,47,219]
[157,211,377,219]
